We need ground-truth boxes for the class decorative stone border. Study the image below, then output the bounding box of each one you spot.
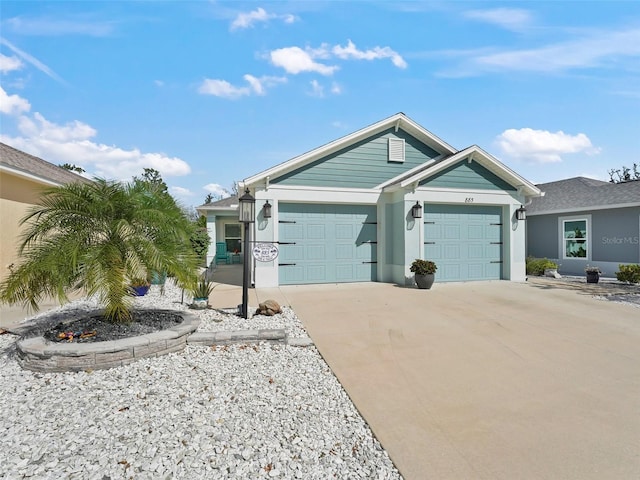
[188,329,287,346]
[16,310,200,372]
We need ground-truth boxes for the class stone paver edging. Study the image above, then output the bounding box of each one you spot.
[16,312,314,372]
[188,329,314,347]
[16,311,200,372]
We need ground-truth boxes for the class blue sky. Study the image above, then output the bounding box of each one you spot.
[1,1,639,207]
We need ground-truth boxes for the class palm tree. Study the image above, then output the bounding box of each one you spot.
[0,178,199,323]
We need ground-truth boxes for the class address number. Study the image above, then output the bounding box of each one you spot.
[465,197,474,203]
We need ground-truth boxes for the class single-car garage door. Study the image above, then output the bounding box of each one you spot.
[279,203,377,285]
[424,204,502,282]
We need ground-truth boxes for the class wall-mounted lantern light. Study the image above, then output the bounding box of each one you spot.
[516,205,527,221]
[238,188,255,319]
[262,200,272,219]
[411,201,422,219]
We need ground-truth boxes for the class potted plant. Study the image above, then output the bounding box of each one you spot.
[130,278,151,296]
[191,279,214,309]
[410,259,437,289]
[585,265,601,284]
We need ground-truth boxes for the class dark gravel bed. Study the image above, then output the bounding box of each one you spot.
[42,310,183,343]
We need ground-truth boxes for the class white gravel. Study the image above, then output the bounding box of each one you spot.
[0,282,402,479]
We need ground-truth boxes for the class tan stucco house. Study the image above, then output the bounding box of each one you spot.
[0,142,90,282]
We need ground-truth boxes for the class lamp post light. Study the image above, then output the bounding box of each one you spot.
[238,188,255,319]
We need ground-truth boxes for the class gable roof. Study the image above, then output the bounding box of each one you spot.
[527,177,640,215]
[243,112,457,188]
[197,194,238,209]
[195,194,240,217]
[0,142,90,186]
[388,145,541,197]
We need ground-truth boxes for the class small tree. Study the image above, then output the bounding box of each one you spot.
[609,164,640,183]
[59,163,86,174]
[0,178,199,323]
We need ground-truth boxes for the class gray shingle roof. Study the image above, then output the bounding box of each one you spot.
[0,142,90,185]
[528,176,640,215]
[197,194,238,209]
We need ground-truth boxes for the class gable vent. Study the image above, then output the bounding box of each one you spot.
[388,138,405,163]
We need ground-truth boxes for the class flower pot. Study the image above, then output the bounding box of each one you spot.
[586,271,600,284]
[415,273,435,290]
[191,297,209,309]
[131,285,150,296]
[150,271,166,285]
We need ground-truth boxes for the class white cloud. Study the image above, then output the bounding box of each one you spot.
[203,183,229,198]
[170,186,194,197]
[198,75,286,99]
[4,15,115,36]
[243,74,287,95]
[441,27,640,77]
[18,112,95,141]
[198,79,250,99]
[2,111,191,181]
[330,82,342,95]
[0,53,23,73]
[0,37,66,84]
[309,80,324,97]
[495,128,601,163]
[282,14,296,25]
[230,7,297,31]
[154,80,164,87]
[270,46,339,75]
[332,40,408,69]
[0,86,31,115]
[463,8,533,31]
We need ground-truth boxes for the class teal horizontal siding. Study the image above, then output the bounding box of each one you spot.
[272,128,440,188]
[420,160,515,191]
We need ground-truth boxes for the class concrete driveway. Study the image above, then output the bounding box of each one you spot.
[277,280,640,480]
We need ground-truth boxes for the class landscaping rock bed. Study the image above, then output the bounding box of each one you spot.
[0,281,402,479]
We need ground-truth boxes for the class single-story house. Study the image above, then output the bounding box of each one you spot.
[526,177,640,276]
[198,113,541,287]
[0,142,90,282]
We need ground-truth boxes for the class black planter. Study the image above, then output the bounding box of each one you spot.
[586,271,600,284]
[415,273,435,289]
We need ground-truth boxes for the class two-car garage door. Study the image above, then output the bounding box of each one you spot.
[276,202,503,285]
[424,204,503,282]
[278,203,377,285]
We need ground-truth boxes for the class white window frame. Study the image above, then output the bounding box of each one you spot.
[559,215,591,260]
[224,223,242,253]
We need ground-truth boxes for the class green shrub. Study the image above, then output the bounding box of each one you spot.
[616,264,640,284]
[526,257,558,276]
[410,259,437,275]
[191,279,214,299]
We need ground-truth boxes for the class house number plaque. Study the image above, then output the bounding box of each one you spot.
[252,242,279,262]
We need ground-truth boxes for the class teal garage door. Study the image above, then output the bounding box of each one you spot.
[424,204,502,282]
[279,203,377,285]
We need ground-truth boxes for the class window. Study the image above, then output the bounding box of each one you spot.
[225,223,242,253]
[562,218,588,258]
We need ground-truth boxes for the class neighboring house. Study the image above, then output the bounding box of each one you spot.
[526,177,640,276]
[0,142,90,281]
[198,113,541,287]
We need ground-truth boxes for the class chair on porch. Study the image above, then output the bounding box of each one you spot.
[215,242,231,265]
